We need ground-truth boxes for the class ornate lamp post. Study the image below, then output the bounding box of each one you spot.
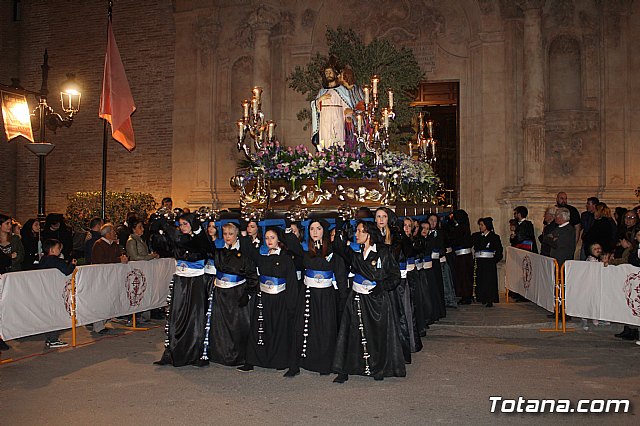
[10,50,81,221]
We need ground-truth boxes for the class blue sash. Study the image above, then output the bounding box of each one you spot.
[176,259,205,270]
[259,275,287,286]
[216,271,244,283]
[305,269,333,280]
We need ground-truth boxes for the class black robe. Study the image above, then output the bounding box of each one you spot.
[245,251,299,369]
[400,234,423,353]
[472,231,503,303]
[208,242,258,366]
[332,238,406,379]
[384,230,412,363]
[291,246,348,374]
[426,230,447,318]
[156,230,212,367]
[449,225,474,300]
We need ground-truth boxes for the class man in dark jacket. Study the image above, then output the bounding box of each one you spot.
[545,208,576,267]
[84,217,103,264]
[510,206,538,253]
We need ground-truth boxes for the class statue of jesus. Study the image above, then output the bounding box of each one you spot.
[310,59,355,150]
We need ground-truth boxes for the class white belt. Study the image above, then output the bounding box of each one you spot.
[296,271,302,280]
[415,261,423,270]
[474,250,496,259]
[431,252,440,259]
[260,282,286,295]
[304,276,333,289]
[446,247,453,253]
[215,278,246,288]
[204,263,217,274]
[406,263,416,272]
[352,282,375,294]
[423,261,433,269]
[176,267,205,278]
[440,257,447,263]
[400,269,407,279]
[455,248,472,256]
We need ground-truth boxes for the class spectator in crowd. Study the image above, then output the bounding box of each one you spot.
[556,192,581,244]
[91,223,128,335]
[42,213,73,261]
[126,218,158,261]
[161,197,173,211]
[583,243,610,328]
[38,238,76,348]
[84,217,104,264]
[20,218,42,270]
[0,213,24,352]
[579,197,599,258]
[613,207,628,230]
[544,207,576,267]
[0,213,24,273]
[539,206,558,257]
[510,206,538,253]
[117,211,138,251]
[582,202,617,257]
[606,230,637,266]
[614,209,638,258]
[11,220,22,236]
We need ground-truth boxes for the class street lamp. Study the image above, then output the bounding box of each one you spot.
[16,49,81,221]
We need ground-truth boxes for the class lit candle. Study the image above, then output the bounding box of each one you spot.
[356,112,363,134]
[242,100,250,119]
[388,89,393,110]
[267,121,276,140]
[251,97,259,115]
[372,75,379,95]
[252,86,262,104]
[363,86,370,106]
[237,120,244,139]
[426,120,434,138]
[409,141,413,157]
[383,108,389,129]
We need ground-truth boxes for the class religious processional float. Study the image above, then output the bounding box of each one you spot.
[230,29,444,221]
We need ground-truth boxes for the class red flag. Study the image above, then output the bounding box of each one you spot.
[99,20,136,151]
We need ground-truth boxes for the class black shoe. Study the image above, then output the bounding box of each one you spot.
[319,372,331,376]
[485,302,493,308]
[283,368,300,378]
[237,364,254,372]
[97,328,110,335]
[333,374,348,384]
[0,339,11,351]
[615,326,632,339]
[419,329,427,337]
[196,358,210,367]
[622,329,639,341]
[373,374,384,381]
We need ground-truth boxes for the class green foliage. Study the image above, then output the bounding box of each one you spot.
[66,191,157,230]
[287,27,424,142]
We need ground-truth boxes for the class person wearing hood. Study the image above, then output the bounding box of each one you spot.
[239,227,299,372]
[155,213,212,367]
[471,217,503,307]
[332,220,405,383]
[284,219,348,377]
[449,210,474,304]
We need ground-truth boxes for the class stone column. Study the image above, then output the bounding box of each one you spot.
[519,0,546,190]
[248,5,278,118]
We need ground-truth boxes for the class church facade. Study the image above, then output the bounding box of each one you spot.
[1,0,639,237]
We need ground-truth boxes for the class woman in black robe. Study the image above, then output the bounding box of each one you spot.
[155,213,212,367]
[285,219,348,376]
[240,227,299,371]
[471,217,503,307]
[400,218,423,352]
[428,214,457,308]
[418,222,445,323]
[449,210,474,304]
[332,220,405,383]
[423,221,447,319]
[375,207,412,363]
[208,222,258,366]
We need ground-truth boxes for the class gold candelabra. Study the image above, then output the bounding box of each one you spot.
[354,75,395,166]
[409,112,437,164]
[236,86,276,159]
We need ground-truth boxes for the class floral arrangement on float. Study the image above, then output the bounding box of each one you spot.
[230,27,443,214]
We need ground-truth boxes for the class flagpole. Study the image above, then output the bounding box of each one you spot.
[100,0,113,220]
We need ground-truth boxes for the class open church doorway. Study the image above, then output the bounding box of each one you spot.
[410,81,459,209]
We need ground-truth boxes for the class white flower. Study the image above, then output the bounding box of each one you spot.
[349,160,362,171]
